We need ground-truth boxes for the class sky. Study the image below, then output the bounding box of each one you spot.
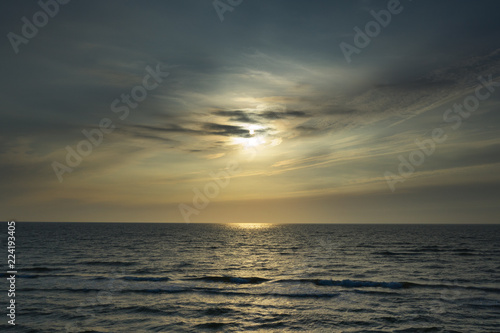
[1,0,500,223]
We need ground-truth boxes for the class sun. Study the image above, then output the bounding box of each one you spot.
[233,125,266,149]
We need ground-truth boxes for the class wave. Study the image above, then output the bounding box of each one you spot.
[0,273,77,279]
[203,307,239,316]
[3,273,140,281]
[195,322,227,330]
[21,287,103,293]
[277,279,404,289]
[372,250,401,256]
[403,282,500,293]
[16,273,500,295]
[128,288,343,298]
[372,248,479,256]
[122,276,170,282]
[1,273,69,279]
[15,274,40,279]
[88,275,171,282]
[188,276,270,284]
[77,261,136,266]
[274,278,500,293]
[131,268,164,275]
[18,267,61,272]
[3,273,169,282]
[17,285,342,298]
[117,305,170,315]
[18,282,500,300]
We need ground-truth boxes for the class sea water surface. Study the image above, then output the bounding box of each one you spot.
[1,223,500,332]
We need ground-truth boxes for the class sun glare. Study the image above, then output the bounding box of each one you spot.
[232,124,266,149]
[225,223,275,229]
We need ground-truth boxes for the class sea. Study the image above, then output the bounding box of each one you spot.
[1,222,500,332]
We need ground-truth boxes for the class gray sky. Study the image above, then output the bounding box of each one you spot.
[1,0,500,223]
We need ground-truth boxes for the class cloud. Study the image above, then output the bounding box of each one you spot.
[134,124,199,134]
[212,110,260,124]
[122,121,254,147]
[258,110,309,119]
[212,109,309,123]
[202,123,251,137]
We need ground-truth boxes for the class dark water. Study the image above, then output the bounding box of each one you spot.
[1,223,500,332]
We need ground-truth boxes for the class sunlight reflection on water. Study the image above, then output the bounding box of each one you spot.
[224,223,277,230]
